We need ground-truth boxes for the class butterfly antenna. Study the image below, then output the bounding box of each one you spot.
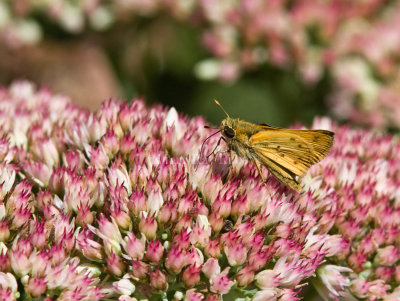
[214,99,230,117]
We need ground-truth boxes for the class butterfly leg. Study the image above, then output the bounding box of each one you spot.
[225,150,235,181]
[254,160,274,198]
[214,149,234,182]
[207,137,224,159]
[254,160,266,183]
[208,147,231,180]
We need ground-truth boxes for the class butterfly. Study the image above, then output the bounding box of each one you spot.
[205,100,334,192]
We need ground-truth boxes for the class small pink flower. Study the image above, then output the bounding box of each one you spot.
[146,188,164,214]
[139,213,158,240]
[347,252,367,273]
[204,239,221,258]
[248,248,271,271]
[251,212,269,232]
[49,244,66,266]
[128,189,146,215]
[106,251,126,277]
[253,288,278,301]
[145,239,164,264]
[90,214,123,253]
[182,264,201,288]
[107,163,132,195]
[10,204,31,230]
[374,246,400,266]
[32,137,60,167]
[76,203,94,226]
[202,175,223,204]
[101,128,120,157]
[256,255,313,289]
[355,234,376,257]
[89,145,110,170]
[122,232,146,260]
[314,265,352,300]
[0,272,17,298]
[209,267,236,294]
[208,212,223,233]
[110,205,132,231]
[174,214,194,233]
[304,229,349,258]
[190,222,210,249]
[120,135,136,155]
[112,278,136,295]
[235,265,255,287]
[204,294,220,301]
[374,267,394,282]
[0,249,11,272]
[165,246,188,274]
[184,289,204,301]
[230,193,251,219]
[0,136,10,162]
[351,278,391,299]
[0,220,10,241]
[202,258,221,279]
[30,220,48,249]
[76,230,104,261]
[211,193,231,218]
[149,268,168,291]
[63,149,84,171]
[0,288,16,301]
[130,259,149,280]
[10,248,30,276]
[29,250,49,277]
[25,276,47,298]
[224,241,247,266]
[172,229,191,250]
[367,280,391,298]
[255,269,277,289]
[235,220,257,246]
[0,163,17,200]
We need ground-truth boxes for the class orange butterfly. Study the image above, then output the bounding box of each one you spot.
[212,100,334,192]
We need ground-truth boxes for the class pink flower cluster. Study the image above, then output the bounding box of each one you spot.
[304,117,400,300]
[0,81,399,300]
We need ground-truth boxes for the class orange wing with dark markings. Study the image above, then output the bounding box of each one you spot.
[248,126,334,191]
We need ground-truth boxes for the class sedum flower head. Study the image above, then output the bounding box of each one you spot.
[0,81,399,300]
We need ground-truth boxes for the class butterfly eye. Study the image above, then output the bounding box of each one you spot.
[223,126,235,138]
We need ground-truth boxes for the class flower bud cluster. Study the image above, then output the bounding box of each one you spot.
[0,81,398,300]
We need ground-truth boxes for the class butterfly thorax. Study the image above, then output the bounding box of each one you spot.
[220,118,260,159]
[221,118,260,140]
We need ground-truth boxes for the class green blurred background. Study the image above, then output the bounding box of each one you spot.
[144,25,331,127]
[115,22,332,127]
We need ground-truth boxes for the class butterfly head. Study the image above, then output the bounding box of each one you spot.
[220,118,236,140]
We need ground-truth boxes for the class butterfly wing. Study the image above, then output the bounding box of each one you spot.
[294,129,334,163]
[249,128,334,191]
[257,124,334,162]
